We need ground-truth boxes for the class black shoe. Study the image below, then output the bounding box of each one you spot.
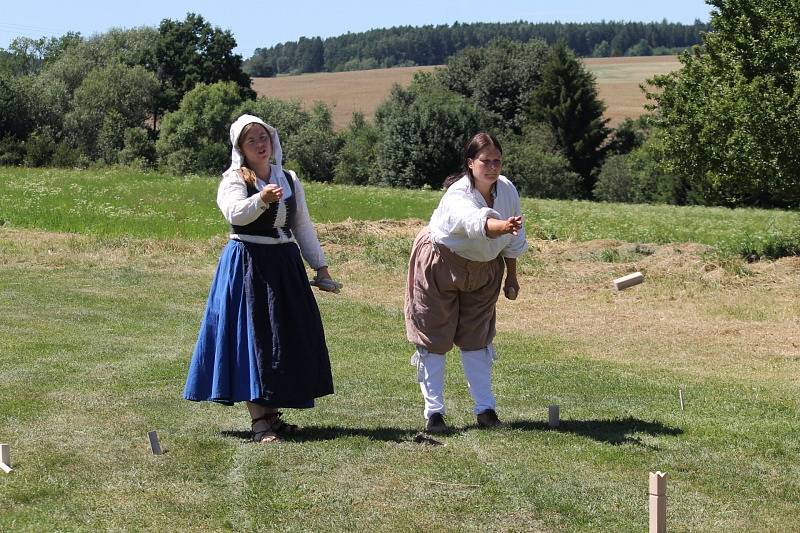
[425,412,447,434]
[476,409,502,428]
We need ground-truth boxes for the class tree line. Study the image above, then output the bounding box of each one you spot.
[0,13,253,168]
[244,19,710,76]
[1,3,798,211]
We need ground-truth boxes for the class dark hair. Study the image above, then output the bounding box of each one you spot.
[443,132,503,189]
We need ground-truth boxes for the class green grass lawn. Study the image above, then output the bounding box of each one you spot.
[1,167,798,531]
[2,166,798,257]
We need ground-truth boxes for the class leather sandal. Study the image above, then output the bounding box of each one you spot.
[265,411,300,435]
[251,415,281,443]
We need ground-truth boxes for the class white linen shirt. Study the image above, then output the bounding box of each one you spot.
[429,174,528,262]
[216,164,327,270]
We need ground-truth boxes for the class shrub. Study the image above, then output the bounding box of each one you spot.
[156,81,244,175]
[608,117,650,156]
[23,127,56,167]
[289,102,341,181]
[374,73,485,188]
[51,140,82,168]
[118,128,156,169]
[96,111,127,164]
[235,97,307,140]
[594,134,688,204]
[502,124,581,199]
[334,112,379,185]
[0,135,25,165]
[593,155,635,203]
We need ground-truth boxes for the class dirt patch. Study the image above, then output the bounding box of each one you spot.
[0,227,224,274]
[4,224,798,385]
[313,220,800,384]
[317,218,426,241]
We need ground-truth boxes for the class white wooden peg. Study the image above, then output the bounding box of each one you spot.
[148,431,163,455]
[548,405,560,428]
[649,471,667,533]
[679,386,685,411]
[612,271,644,291]
[0,443,12,473]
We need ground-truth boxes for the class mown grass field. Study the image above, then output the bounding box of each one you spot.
[251,56,681,130]
[1,166,798,532]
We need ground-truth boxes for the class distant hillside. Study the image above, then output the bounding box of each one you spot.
[245,19,708,76]
[251,56,682,130]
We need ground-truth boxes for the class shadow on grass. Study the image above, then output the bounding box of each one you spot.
[508,417,683,447]
[222,417,681,446]
[222,425,419,443]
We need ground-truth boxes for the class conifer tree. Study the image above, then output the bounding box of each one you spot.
[526,41,610,198]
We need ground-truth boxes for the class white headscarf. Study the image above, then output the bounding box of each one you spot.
[225,114,284,176]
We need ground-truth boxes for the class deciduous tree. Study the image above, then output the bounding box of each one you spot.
[649,0,800,207]
[440,38,549,132]
[374,73,485,188]
[156,81,244,175]
[156,13,254,119]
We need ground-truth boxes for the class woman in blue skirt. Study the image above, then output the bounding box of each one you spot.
[184,114,341,443]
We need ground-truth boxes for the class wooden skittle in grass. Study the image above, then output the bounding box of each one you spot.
[1,443,12,473]
[649,471,667,533]
[612,271,644,290]
[548,405,560,428]
[148,431,163,455]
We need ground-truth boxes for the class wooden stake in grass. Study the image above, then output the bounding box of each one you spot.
[148,431,163,455]
[649,471,667,533]
[612,271,644,291]
[548,405,560,428]
[0,443,12,473]
[679,386,685,411]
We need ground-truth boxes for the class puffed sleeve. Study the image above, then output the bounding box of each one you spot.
[287,171,327,270]
[501,180,528,258]
[440,188,501,239]
[216,170,268,225]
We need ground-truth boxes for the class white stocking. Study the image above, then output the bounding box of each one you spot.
[460,345,497,414]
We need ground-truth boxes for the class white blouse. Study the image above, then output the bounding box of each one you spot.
[216,165,327,270]
[429,175,528,262]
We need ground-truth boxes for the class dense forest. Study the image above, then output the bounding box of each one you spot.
[2,6,798,210]
[244,19,710,76]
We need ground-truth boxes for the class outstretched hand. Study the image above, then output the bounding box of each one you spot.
[486,216,523,238]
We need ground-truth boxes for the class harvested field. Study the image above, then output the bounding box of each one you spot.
[252,56,682,129]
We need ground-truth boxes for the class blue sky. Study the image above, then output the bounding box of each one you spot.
[0,0,712,58]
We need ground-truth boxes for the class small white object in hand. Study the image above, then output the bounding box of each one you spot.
[311,277,343,293]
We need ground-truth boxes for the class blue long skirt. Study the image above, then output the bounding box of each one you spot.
[183,240,334,407]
